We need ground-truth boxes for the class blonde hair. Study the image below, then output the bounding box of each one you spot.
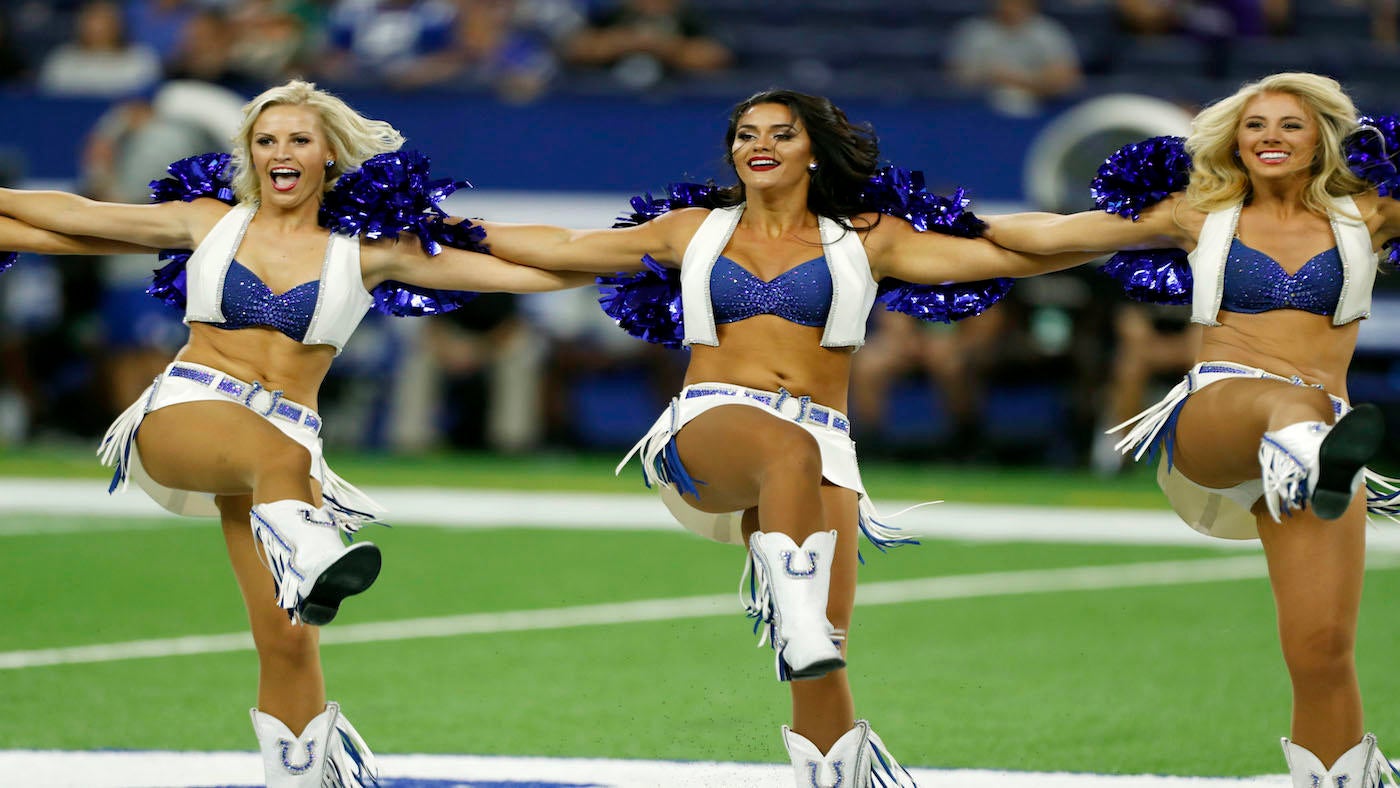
[1184,72,1368,215]
[230,80,405,205]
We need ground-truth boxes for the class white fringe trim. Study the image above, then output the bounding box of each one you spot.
[1111,377,1189,461]
[1258,428,1316,523]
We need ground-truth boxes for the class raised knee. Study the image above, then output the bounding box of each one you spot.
[259,443,314,480]
[763,428,823,478]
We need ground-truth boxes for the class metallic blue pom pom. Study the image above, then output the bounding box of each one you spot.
[146,152,237,308]
[1088,136,1193,302]
[1090,136,1191,221]
[1346,115,1400,197]
[859,166,986,238]
[875,276,1013,323]
[859,166,1008,320]
[598,255,684,349]
[319,150,469,257]
[149,152,236,206]
[0,251,16,275]
[1099,250,1192,305]
[147,257,189,309]
[600,183,717,347]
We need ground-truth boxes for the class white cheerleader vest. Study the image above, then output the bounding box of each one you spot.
[182,204,374,354]
[678,204,878,348]
[1188,195,1377,326]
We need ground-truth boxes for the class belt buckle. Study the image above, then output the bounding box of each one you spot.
[243,381,284,417]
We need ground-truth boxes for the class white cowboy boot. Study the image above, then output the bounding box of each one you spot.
[1283,733,1400,787]
[251,702,379,787]
[782,720,918,787]
[1259,404,1383,522]
[250,500,382,625]
[743,529,845,680]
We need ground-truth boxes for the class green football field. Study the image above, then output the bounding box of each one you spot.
[2,449,1398,779]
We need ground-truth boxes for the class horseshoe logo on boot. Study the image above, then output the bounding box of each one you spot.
[278,738,317,774]
[781,549,819,578]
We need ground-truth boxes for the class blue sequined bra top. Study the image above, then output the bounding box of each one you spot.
[215,260,320,341]
[1219,238,1343,316]
[709,256,833,327]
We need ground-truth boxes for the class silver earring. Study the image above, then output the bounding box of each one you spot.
[325,160,335,168]
[807,161,818,172]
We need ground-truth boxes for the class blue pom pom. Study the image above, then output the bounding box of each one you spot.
[149,152,236,205]
[147,152,236,309]
[1090,136,1191,220]
[859,166,986,238]
[370,280,477,317]
[145,153,236,309]
[598,256,684,349]
[1098,250,1193,305]
[613,182,723,229]
[1346,115,1400,197]
[858,165,1008,320]
[0,251,16,275]
[369,218,487,317]
[876,277,1013,323]
[147,256,189,309]
[320,150,468,256]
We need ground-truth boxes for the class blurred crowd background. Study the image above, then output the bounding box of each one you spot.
[1,0,1398,472]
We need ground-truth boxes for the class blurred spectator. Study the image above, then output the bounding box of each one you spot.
[1117,0,1291,38]
[420,293,549,452]
[0,11,31,84]
[850,309,1009,460]
[439,0,583,101]
[319,0,462,88]
[79,81,243,413]
[164,7,257,89]
[37,0,162,97]
[122,0,197,61]
[561,0,731,91]
[1370,0,1398,49]
[518,288,682,449]
[227,0,311,85]
[1116,0,1181,35]
[1089,303,1199,475]
[946,0,1083,116]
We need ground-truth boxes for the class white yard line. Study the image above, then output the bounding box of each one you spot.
[8,553,1400,671]
[0,749,1292,787]
[7,477,1400,550]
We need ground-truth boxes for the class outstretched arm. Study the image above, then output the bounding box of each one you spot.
[0,215,153,256]
[474,207,703,273]
[981,196,1193,255]
[0,188,218,250]
[865,216,1101,284]
[364,239,598,294]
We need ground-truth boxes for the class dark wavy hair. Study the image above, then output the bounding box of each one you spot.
[713,90,880,225]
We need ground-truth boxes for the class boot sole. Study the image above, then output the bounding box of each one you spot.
[299,542,382,626]
[788,657,846,681]
[1312,404,1384,521]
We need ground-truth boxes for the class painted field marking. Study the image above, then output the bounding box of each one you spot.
[7,553,1399,671]
[9,477,1400,551]
[0,748,1293,787]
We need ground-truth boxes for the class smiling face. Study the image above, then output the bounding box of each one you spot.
[247,104,333,207]
[729,102,817,194]
[1235,91,1319,184]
